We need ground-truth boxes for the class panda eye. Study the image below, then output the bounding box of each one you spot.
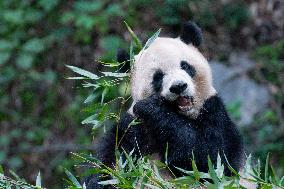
[180,61,196,77]
[152,70,164,92]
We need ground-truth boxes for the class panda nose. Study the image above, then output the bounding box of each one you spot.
[169,83,188,94]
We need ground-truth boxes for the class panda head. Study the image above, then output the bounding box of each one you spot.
[120,21,216,119]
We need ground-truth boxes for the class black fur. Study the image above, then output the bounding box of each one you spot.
[180,60,196,77]
[85,95,243,188]
[116,49,130,72]
[152,70,164,92]
[83,175,104,189]
[180,21,203,47]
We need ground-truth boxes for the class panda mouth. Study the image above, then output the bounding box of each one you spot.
[176,96,194,111]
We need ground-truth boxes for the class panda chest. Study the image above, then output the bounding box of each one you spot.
[195,126,224,149]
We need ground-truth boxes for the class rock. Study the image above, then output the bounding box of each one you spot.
[229,52,255,73]
[210,56,269,126]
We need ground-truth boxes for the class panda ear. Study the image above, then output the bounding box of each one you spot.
[117,49,129,63]
[180,21,202,47]
[116,49,130,72]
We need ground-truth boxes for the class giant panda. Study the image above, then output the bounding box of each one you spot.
[85,21,244,189]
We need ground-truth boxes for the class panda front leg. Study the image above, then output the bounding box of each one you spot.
[195,95,244,175]
[84,113,155,189]
[133,95,197,174]
[96,113,140,166]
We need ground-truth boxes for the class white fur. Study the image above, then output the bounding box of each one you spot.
[128,37,216,118]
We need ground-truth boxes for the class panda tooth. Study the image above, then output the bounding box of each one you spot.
[179,104,193,112]
[178,106,189,111]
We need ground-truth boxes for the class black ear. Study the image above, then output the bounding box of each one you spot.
[116,49,130,72]
[117,49,129,63]
[180,21,202,47]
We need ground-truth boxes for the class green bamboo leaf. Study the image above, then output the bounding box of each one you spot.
[223,154,240,177]
[124,21,143,50]
[269,165,279,185]
[98,179,119,185]
[165,143,169,165]
[81,114,98,125]
[279,176,284,186]
[101,87,109,104]
[190,152,200,181]
[129,119,141,126]
[143,184,161,189]
[101,72,128,78]
[174,176,197,185]
[265,153,270,182]
[208,156,220,186]
[135,28,161,62]
[64,168,81,188]
[35,172,41,188]
[84,93,98,104]
[129,41,135,68]
[66,76,86,80]
[66,65,99,80]
[191,158,200,181]
[143,28,161,50]
[215,153,224,179]
[0,165,4,174]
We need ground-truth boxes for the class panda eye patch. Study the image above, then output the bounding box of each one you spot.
[152,70,164,92]
[180,61,196,77]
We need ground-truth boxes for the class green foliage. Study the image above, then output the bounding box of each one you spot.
[0,0,93,187]
[67,63,129,131]
[254,39,284,61]
[2,153,284,188]
[66,25,159,133]
[245,39,284,165]
[222,2,250,31]
[61,0,124,43]
[0,1,133,186]
[128,0,249,31]
[0,168,43,189]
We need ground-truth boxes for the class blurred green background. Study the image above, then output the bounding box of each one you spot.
[0,0,283,188]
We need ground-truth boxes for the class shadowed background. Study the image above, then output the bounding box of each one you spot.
[0,0,283,188]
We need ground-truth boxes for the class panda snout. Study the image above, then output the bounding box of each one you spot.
[169,82,187,94]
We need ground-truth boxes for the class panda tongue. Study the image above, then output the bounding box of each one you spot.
[176,97,190,107]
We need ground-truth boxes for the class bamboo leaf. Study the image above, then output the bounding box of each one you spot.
[191,153,200,181]
[84,93,98,104]
[66,76,86,80]
[98,179,119,185]
[215,153,224,179]
[124,21,143,50]
[35,171,41,188]
[66,65,99,80]
[64,168,81,188]
[143,29,161,50]
[208,156,220,186]
[265,153,270,182]
[101,72,128,78]
[143,184,161,189]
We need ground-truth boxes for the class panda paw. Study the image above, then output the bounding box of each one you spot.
[133,95,164,118]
